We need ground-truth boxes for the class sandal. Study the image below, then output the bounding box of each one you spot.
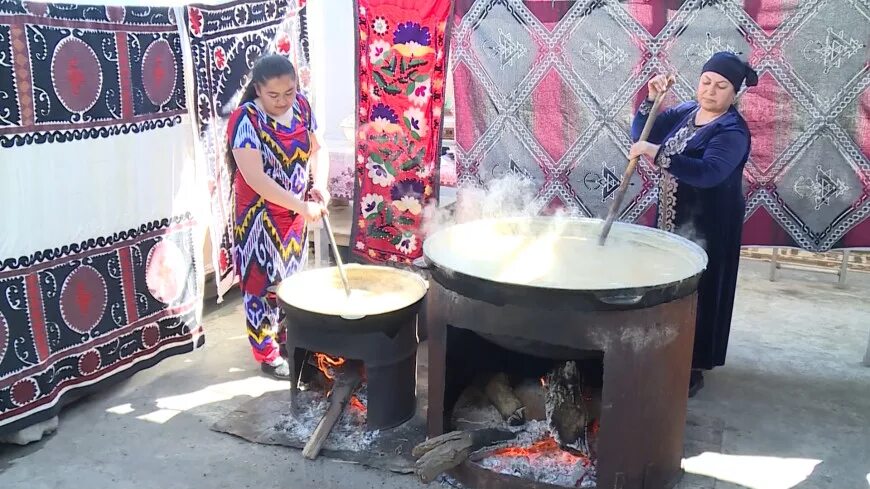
[261,358,291,380]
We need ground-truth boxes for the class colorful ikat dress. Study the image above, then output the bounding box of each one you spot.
[226,95,316,364]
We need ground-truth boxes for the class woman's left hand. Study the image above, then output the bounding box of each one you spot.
[629,141,660,161]
[310,185,331,207]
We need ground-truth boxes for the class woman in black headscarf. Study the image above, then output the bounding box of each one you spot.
[629,52,759,396]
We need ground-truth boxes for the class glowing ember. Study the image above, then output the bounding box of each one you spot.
[314,352,346,380]
[490,436,585,464]
[476,423,597,488]
[349,395,366,412]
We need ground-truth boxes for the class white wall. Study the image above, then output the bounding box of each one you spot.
[308,0,356,148]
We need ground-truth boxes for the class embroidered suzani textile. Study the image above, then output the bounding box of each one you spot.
[350,0,452,264]
[0,2,203,434]
[185,0,310,299]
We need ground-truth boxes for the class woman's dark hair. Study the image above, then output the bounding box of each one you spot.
[226,54,297,175]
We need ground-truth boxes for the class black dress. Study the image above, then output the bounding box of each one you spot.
[632,99,751,369]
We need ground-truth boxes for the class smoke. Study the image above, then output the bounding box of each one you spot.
[423,173,559,238]
[675,223,707,252]
[672,205,708,252]
[420,173,578,283]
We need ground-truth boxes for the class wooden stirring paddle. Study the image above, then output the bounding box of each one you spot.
[322,215,351,297]
[598,86,670,246]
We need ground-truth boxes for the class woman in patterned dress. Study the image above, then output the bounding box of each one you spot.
[629,52,758,397]
[226,55,329,379]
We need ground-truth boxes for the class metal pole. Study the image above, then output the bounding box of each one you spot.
[837,250,850,289]
[769,247,779,282]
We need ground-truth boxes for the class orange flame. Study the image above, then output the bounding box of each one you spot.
[349,396,366,412]
[488,435,590,466]
[313,353,346,380]
[540,376,547,388]
[491,437,560,458]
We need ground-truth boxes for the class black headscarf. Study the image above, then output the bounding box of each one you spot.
[702,52,758,91]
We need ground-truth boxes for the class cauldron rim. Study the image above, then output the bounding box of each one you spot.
[422,217,708,310]
[423,216,707,292]
[275,264,429,333]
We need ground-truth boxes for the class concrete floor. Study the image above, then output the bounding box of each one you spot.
[1,259,868,489]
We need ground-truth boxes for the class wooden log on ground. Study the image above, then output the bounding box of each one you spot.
[483,372,525,426]
[412,428,518,483]
[302,360,363,460]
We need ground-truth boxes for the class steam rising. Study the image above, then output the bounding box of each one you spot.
[420,175,708,288]
[424,174,563,237]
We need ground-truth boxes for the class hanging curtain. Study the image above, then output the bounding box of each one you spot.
[184,0,311,299]
[0,1,204,434]
[451,0,870,251]
[350,0,453,264]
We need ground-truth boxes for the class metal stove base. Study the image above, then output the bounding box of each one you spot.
[285,316,418,431]
[426,280,698,489]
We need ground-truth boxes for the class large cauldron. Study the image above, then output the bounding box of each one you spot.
[422,216,708,489]
[424,216,707,309]
[276,264,428,334]
[423,217,707,358]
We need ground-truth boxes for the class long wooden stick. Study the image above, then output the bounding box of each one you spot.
[302,362,363,460]
[322,215,351,297]
[598,91,667,246]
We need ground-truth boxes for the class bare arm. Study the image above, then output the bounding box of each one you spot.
[308,132,328,189]
[307,131,331,207]
[233,147,305,213]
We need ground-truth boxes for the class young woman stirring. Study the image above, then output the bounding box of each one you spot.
[226,55,329,378]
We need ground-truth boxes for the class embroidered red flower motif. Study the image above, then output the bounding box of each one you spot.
[10,379,38,407]
[188,7,203,37]
[78,350,101,376]
[214,46,227,70]
[219,248,230,272]
[146,241,185,304]
[276,33,291,55]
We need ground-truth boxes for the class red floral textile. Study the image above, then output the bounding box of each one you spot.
[350,0,452,264]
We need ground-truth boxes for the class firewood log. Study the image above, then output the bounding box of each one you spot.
[483,372,525,426]
[545,361,589,453]
[301,360,364,460]
[412,428,518,483]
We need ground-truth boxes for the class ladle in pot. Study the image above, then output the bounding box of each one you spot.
[321,214,351,297]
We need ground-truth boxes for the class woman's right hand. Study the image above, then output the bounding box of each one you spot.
[647,74,675,101]
[299,201,327,222]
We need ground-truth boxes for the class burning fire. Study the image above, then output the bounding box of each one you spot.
[349,396,366,412]
[480,432,596,488]
[489,435,591,466]
[313,353,346,380]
